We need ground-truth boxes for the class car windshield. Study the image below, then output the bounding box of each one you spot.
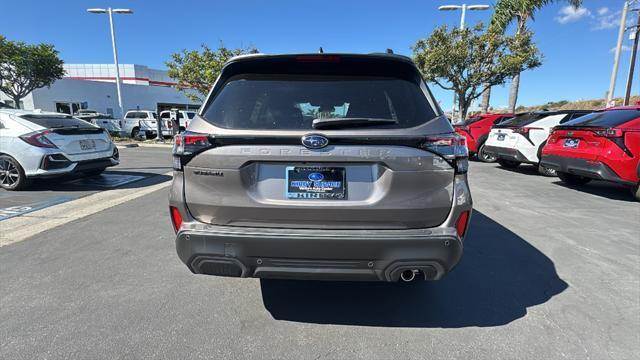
[562,110,640,128]
[19,115,94,129]
[201,74,437,130]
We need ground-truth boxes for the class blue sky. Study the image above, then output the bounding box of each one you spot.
[1,0,638,110]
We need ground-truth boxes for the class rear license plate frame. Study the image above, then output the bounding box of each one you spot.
[286,166,346,200]
[79,139,96,151]
[563,138,580,148]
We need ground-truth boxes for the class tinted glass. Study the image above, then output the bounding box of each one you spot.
[563,110,640,128]
[186,112,195,119]
[20,115,94,129]
[462,116,483,125]
[202,75,437,130]
[499,113,549,127]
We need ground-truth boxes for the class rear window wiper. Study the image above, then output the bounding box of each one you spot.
[312,117,398,129]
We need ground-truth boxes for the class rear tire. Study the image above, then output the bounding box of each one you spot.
[538,163,557,177]
[632,183,640,202]
[477,143,497,163]
[498,159,521,169]
[557,172,591,186]
[0,155,29,191]
[131,127,140,138]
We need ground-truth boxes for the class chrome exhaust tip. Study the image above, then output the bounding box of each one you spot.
[400,269,417,282]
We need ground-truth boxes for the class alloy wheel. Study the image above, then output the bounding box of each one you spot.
[0,158,20,187]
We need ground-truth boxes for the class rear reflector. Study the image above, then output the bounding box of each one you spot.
[455,211,470,237]
[170,206,183,232]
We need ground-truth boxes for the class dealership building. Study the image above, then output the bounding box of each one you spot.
[0,64,201,117]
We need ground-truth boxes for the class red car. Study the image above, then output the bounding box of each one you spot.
[541,106,640,201]
[454,113,514,162]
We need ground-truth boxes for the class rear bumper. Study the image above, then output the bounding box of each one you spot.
[483,145,533,164]
[541,155,634,186]
[175,225,463,282]
[170,172,472,282]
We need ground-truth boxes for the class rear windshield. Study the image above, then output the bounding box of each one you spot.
[562,110,640,128]
[462,116,484,125]
[201,74,437,130]
[19,115,94,129]
[499,113,552,127]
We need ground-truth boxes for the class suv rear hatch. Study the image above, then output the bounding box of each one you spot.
[177,54,465,229]
[549,110,640,160]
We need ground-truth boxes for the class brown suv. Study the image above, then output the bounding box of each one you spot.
[169,53,472,282]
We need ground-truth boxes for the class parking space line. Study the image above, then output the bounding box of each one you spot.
[0,172,173,247]
[0,196,74,221]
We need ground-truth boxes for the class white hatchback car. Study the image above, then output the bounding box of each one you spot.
[484,110,591,175]
[0,109,119,190]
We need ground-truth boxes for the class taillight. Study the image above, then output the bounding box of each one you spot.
[513,127,542,145]
[170,206,183,232]
[19,130,58,148]
[295,55,341,62]
[593,128,632,157]
[455,211,470,237]
[422,134,469,174]
[172,131,212,170]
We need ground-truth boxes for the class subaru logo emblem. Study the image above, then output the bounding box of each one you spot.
[308,172,324,181]
[301,134,329,149]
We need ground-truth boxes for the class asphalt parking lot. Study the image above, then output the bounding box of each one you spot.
[0,145,171,221]
[0,153,638,359]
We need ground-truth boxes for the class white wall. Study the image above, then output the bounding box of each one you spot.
[23,79,200,118]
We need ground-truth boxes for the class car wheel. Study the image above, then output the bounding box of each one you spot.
[131,127,140,138]
[557,172,591,186]
[84,168,106,177]
[537,163,557,177]
[498,159,521,169]
[477,143,497,163]
[632,183,640,202]
[179,127,186,133]
[0,155,28,191]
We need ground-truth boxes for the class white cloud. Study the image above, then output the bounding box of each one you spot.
[592,8,623,30]
[609,45,632,53]
[555,6,591,24]
[597,7,609,16]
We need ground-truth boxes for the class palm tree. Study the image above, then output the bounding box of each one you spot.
[486,0,582,113]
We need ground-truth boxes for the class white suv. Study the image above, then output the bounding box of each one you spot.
[483,111,591,175]
[159,110,196,133]
[121,110,172,138]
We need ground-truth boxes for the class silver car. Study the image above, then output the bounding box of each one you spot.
[169,53,473,282]
[0,109,119,190]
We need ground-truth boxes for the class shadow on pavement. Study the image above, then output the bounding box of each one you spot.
[24,171,171,192]
[260,211,568,328]
[552,180,636,202]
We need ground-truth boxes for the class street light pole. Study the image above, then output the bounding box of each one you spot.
[438,4,490,121]
[87,8,132,136]
[624,9,640,106]
[607,1,629,106]
[107,9,124,125]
